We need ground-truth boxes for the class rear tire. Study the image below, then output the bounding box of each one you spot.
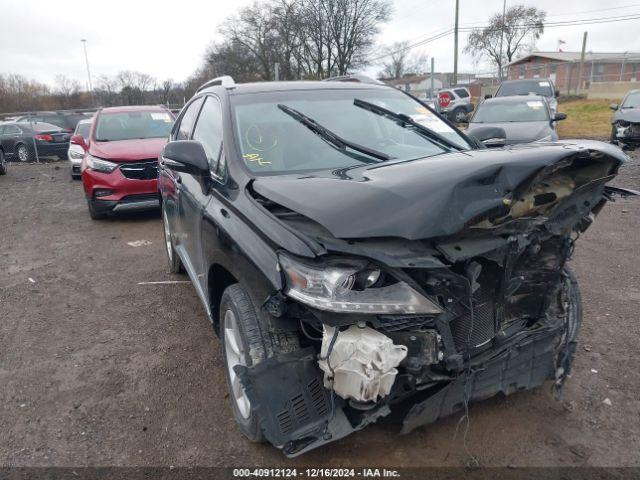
[0,150,7,175]
[16,143,32,163]
[220,283,300,443]
[451,107,468,124]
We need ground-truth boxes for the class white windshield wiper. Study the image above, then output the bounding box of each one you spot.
[277,104,393,162]
[353,99,463,152]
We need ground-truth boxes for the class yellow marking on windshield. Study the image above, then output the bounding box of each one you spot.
[243,153,271,166]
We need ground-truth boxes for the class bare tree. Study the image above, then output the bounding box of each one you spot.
[464,4,545,76]
[379,42,428,79]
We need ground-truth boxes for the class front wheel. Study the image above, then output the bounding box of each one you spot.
[220,284,266,443]
[0,150,7,175]
[87,198,108,220]
[162,202,183,273]
[451,107,468,124]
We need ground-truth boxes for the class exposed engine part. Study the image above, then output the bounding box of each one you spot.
[318,324,407,403]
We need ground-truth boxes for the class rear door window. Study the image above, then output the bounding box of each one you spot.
[454,89,469,98]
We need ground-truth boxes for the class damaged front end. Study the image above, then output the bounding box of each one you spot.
[613,120,640,150]
[238,141,633,456]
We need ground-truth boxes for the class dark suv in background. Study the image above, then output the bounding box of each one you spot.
[15,111,89,132]
[493,78,560,114]
[158,75,631,456]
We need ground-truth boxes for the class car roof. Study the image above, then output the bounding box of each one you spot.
[482,94,547,104]
[77,118,93,124]
[500,78,553,84]
[98,105,168,114]
[203,80,390,95]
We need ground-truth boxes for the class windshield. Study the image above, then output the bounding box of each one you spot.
[95,111,173,141]
[32,122,63,132]
[75,121,92,138]
[472,100,549,123]
[622,92,640,109]
[231,88,471,174]
[497,80,554,97]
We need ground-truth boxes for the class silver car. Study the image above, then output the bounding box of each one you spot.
[68,118,92,179]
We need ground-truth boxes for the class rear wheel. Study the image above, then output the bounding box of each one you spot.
[220,283,300,442]
[451,107,468,123]
[162,202,183,273]
[16,143,31,162]
[0,150,7,175]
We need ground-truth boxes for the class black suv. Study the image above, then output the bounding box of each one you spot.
[159,76,631,456]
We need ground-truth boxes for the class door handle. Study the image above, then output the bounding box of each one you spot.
[221,208,230,218]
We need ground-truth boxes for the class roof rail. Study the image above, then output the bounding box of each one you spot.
[323,74,384,85]
[196,75,235,92]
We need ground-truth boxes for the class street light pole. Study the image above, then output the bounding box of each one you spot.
[453,0,459,86]
[81,39,94,105]
[498,0,507,80]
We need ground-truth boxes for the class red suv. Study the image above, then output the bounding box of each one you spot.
[81,106,174,219]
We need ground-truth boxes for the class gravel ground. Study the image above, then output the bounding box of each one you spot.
[0,152,639,468]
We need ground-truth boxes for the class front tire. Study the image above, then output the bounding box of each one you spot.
[219,283,301,443]
[451,107,468,124]
[220,284,266,443]
[87,198,108,220]
[0,150,7,175]
[162,202,183,273]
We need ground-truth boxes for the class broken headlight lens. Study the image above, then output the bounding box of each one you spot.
[86,154,118,173]
[279,254,442,314]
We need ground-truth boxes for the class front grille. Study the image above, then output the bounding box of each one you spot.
[377,315,434,332]
[119,193,159,204]
[120,160,158,180]
[631,123,640,136]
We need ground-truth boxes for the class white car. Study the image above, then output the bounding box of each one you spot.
[68,118,92,179]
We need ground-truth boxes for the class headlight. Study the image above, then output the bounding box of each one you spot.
[279,254,442,314]
[86,154,118,173]
[69,149,84,160]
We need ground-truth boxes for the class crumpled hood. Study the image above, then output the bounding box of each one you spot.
[89,137,167,161]
[252,141,627,241]
[467,121,552,144]
[614,107,640,123]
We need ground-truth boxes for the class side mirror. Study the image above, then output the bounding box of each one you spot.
[555,89,560,98]
[484,94,493,99]
[468,126,507,148]
[609,103,619,111]
[70,134,87,150]
[553,112,567,122]
[161,140,209,175]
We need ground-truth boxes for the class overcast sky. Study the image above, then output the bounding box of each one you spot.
[1,0,640,88]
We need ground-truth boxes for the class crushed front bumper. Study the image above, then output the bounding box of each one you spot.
[238,317,575,457]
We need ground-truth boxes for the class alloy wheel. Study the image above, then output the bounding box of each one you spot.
[162,207,173,264]
[224,309,251,419]
[17,145,28,162]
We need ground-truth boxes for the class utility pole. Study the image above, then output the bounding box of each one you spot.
[81,39,94,106]
[576,31,587,95]
[453,0,459,86]
[498,0,507,80]
[274,62,280,81]
[430,57,435,99]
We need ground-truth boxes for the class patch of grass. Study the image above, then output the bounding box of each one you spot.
[557,99,619,139]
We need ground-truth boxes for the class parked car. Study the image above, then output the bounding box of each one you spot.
[68,119,92,179]
[609,89,640,150]
[465,95,566,147]
[15,111,89,133]
[81,105,173,219]
[0,121,70,162]
[437,87,474,123]
[492,78,560,114]
[158,76,633,457]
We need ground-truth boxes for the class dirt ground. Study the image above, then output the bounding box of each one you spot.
[0,152,639,468]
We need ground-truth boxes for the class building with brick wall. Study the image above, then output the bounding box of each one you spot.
[505,51,640,95]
